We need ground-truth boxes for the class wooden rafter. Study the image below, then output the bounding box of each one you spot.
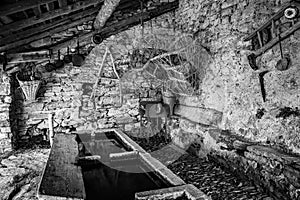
[49,0,179,51]
[94,0,121,30]
[0,0,103,36]
[1,0,178,55]
[58,0,68,7]
[0,7,100,52]
[96,1,179,38]
[0,0,57,17]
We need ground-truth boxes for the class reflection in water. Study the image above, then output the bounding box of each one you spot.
[81,160,170,200]
[78,133,128,160]
[77,132,171,200]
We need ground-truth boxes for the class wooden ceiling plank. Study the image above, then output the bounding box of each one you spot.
[0,6,100,47]
[46,2,56,11]
[23,11,29,19]
[0,11,98,52]
[34,8,42,18]
[2,0,178,53]
[0,16,14,24]
[0,0,58,17]
[0,0,102,36]
[50,31,94,52]
[99,1,179,37]
[50,1,178,51]
[58,0,68,7]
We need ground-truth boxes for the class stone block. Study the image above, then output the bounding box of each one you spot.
[0,138,11,146]
[0,112,9,121]
[174,105,223,126]
[221,0,237,9]
[0,104,9,112]
[115,116,135,124]
[0,127,11,133]
[0,133,8,140]
[4,96,11,103]
[0,84,10,95]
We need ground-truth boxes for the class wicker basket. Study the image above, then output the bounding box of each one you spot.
[16,73,41,102]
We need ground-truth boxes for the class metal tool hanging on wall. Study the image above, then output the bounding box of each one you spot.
[244,1,300,71]
[244,1,300,102]
[275,28,290,71]
[72,40,85,67]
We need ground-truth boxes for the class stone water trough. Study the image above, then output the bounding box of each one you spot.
[37,129,209,200]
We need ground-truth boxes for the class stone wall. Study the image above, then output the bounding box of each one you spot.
[164,0,300,198]
[0,73,12,153]
[175,0,300,154]
[8,13,179,147]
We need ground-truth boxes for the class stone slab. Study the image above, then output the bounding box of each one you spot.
[135,184,210,200]
[37,134,85,200]
[174,105,223,126]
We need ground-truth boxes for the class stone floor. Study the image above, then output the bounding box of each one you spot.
[0,148,50,200]
[0,136,273,200]
[128,134,274,200]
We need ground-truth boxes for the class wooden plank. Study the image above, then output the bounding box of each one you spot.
[97,1,179,39]
[38,134,86,199]
[9,1,178,53]
[23,11,29,19]
[0,8,99,51]
[0,0,57,17]
[6,50,50,64]
[50,31,94,51]
[271,20,275,38]
[32,6,42,17]
[58,0,68,7]
[0,0,102,37]
[257,32,263,48]
[52,1,179,51]
[46,2,56,11]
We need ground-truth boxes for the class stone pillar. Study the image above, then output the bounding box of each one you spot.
[0,73,12,154]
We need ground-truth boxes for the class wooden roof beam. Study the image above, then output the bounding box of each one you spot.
[97,1,179,38]
[49,0,179,51]
[4,0,178,54]
[0,0,57,17]
[94,0,122,30]
[0,0,103,36]
[0,6,100,52]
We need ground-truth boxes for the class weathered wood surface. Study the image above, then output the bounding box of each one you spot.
[4,0,178,53]
[94,1,179,39]
[0,0,57,17]
[0,0,103,36]
[0,8,98,52]
[94,0,121,30]
[38,134,85,200]
[0,10,95,51]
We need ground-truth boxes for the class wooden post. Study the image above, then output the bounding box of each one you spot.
[48,113,54,147]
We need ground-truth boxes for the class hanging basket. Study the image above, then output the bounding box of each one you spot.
[16,73,41,102]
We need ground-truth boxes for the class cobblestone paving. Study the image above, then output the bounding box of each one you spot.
[0,148,50,200]
[128,134,273,200]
